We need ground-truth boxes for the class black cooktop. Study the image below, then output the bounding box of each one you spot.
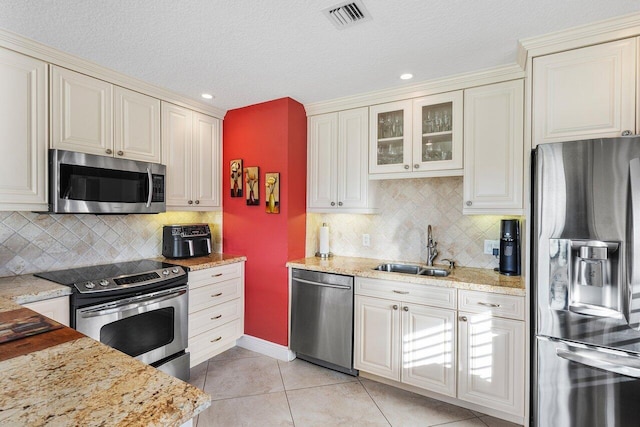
[35,260,176,286]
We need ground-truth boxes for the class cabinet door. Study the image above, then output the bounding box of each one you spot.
[369,100,412,174]
[0,48,47,210]
[162,102,192,207]
[402,303,456,396]
[463,80,524,214]
[412,91,463,172]
[22,296,70,327]
[51,66,113,155]
[337,107,369,209]
[307,113,338,209]
[533,38,636,146]
[114,86,161,163]
[354,295,401,381]
[458,312,525,416]
[192,112,221,209]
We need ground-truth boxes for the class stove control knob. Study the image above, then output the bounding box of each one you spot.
[162,269,170,276]
[171,267,180,274]
[85,282,95,289]
[99,280,109,287]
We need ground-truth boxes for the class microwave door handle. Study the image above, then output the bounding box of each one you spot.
[146,167,153,208]
[557,347,640,379]
[629,158,640,327]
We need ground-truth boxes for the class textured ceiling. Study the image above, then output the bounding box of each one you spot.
[0,1,638,111]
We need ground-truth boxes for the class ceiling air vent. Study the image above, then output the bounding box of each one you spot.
[323,1,372,29]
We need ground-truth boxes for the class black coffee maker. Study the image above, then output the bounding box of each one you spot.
[499,219,521,276]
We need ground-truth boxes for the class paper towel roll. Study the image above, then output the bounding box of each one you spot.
[319,223,330,255]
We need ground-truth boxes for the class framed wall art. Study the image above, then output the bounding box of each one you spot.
[230,159,243,197]
[244,166,259,206]
[265,172,279,214]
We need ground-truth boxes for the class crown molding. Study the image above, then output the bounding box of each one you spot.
[304,64,524,116]
[0,27,227,118]
[518,11,640,63]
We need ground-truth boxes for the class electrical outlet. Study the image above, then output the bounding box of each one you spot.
[362,234,370,247]
[484,239,500,255]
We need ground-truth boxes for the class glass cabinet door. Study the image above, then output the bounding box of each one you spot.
[413,91,463,171]
[369,100,412,174]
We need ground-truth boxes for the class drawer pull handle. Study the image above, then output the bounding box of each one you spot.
[211,336,222,343]
[212,293,223,297]
[477,302,501,308]
[211,315,222,320]
[459,316,468,322]
[393,290,409,294]
[212,273,223,277]
[403,306,409,312]
[392,305,399,310]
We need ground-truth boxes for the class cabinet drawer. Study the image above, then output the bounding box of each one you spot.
[458,290,524,320]
[189,298,242,339]
[189,318,243,367]
[189,262,243,288]
[189,278,242,313]
[356,277,456,309]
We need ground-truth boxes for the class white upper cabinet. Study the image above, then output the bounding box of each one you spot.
[51,66,113,156]
[533,38,636,146]
[51,66,161,162]
[0,48,48,211]
[369,92,463,179]
[162,102,221,211]
[463,80,524,215]
[308,107,375,213]
[114,86,161,163]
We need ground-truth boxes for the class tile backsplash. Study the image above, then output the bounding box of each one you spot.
[0,211,222,277]
[306,177,522,269]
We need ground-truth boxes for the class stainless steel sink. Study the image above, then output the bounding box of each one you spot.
[373,263,450,277]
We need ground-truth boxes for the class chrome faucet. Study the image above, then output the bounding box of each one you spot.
[426,225,438,266]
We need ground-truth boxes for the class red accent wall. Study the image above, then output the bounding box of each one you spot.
[223,97,307,346]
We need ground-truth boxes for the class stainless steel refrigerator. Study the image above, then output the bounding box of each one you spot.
[533,137,640,427]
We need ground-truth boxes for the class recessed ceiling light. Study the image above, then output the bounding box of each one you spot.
[201,93,214,99]
[400,73,413,80]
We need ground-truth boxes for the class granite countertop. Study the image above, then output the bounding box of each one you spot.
[0,274,72,305]
[286,256,525,296]
[160,253,247,271]
[0,298,211,426]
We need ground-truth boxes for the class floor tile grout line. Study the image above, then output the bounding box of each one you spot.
[358,377,393,427]
[277,359,297,426]
[429,414,488,427]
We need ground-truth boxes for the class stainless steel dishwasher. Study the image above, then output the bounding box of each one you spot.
[290,268,357,376]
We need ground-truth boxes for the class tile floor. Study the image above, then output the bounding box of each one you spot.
[189,346,522,427]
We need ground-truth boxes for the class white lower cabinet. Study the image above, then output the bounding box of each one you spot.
[21,296,70,327]
[187,262,245,367]
[354,278,525,420]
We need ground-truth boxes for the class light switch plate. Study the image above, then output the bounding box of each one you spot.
[484,240,500,255]
[362,234,370,247]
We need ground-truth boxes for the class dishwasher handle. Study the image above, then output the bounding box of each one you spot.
[293,277,352,290]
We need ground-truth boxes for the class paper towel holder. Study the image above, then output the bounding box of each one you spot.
[315,251,333,258]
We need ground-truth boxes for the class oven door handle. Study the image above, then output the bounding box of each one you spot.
[79,289,186,318]
[145,167,153,208]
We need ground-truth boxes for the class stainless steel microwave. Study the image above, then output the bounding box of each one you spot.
[49,149,166,214]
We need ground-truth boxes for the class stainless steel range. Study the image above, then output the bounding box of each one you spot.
[36,259,190,381]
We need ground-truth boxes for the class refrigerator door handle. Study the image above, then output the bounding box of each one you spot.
[557,346,640,379]
[628,158,640,327]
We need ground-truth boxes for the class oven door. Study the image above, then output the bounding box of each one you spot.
[75,285,187,366]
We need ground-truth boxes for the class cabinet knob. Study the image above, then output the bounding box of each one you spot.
[117,150,124,156]
[404,165,410,170]
[105,149,113,155]
[188,200,193,205]
[392,304,398,310]
[403,306,409,312]
[414,164,420,169]
[331,202,336,206]
[195,200,200,204]
[459,316,468,322]
[338,201,343,206]
[466,201,472,206]
[622,130,634,136]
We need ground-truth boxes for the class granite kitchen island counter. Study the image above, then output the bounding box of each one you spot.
[0,298,211,426]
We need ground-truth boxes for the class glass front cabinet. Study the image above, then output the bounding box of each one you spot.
[369,91,463,177]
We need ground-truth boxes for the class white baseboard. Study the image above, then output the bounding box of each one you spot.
[236,335,296,361]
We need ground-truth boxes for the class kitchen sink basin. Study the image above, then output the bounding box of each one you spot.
[373,263,450,277]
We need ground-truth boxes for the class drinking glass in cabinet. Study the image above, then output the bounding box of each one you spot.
[422,103,453,134]
[377,141,403,165]
[378,110,403,139]
[422,135,453,162]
